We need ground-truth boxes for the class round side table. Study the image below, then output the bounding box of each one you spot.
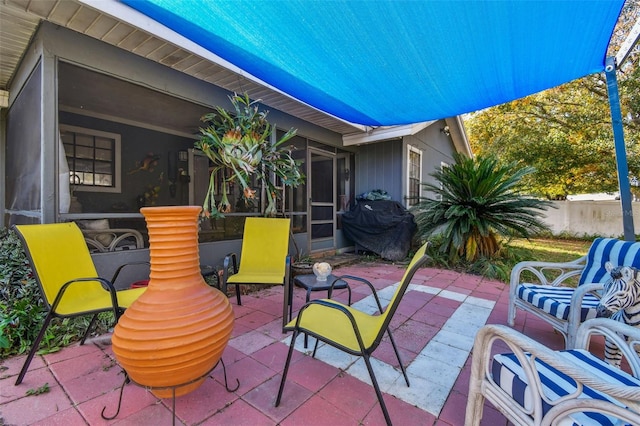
[293,274,352,305]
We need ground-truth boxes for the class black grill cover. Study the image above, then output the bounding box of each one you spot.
[342,200,417,261]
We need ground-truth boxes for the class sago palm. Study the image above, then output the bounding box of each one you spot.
[411,153,552,261]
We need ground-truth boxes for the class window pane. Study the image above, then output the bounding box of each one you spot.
[75,159,94,172]
[408,148,422,206]
[81,172,94,185]
[312,205,333,220]
[94,161,111,173]
[312,223,333,239]
[311,154,333,202]
[95,137,112,149]
[291,215,307,233]
[95,148,112,161]
[61,126,119,191]
[94,173,112,186]
[76,145,94,159]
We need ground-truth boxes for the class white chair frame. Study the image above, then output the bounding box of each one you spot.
[82,228,144,252]
[507,255,607,349]
[465,318,640,426]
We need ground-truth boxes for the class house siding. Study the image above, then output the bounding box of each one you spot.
[352,121,460,206]
[354,140,404,202]
[404,124,459,200]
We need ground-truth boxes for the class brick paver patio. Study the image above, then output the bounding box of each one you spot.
[1,261,575,425]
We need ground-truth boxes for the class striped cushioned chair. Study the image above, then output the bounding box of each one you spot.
[466,319,640,426]
[508,238,640,348]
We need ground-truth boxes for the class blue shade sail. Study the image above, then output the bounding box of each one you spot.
[121,0,624,126]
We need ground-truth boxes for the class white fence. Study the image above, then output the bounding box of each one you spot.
[543,200,640,238]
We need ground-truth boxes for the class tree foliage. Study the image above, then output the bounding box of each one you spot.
[465,1,639,199]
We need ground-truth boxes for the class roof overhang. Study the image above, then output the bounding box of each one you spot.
[343,122,435,146]
[343,117,472,157]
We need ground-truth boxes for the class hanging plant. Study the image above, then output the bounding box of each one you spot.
[194,93,305,218]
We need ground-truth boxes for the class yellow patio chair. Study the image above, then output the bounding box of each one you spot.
[275,242,431,426]
[13,222,148,385]
[221,217,291,324]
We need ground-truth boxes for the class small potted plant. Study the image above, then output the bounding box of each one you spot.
[194,93,304,218]
[290,252,314,277]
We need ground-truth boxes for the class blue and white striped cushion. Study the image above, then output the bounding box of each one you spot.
[517,284,601,321]
[579,238,640,286]
[492,349,640,426]
[517,238,640,321]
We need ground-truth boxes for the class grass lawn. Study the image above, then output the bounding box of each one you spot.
[501,237,593,285]
[508,237,592,264]
[425,236,594,283]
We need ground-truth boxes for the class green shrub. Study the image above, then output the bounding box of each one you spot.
[0,227,113,358]
[0,227,44,357]
[425,235,530,282]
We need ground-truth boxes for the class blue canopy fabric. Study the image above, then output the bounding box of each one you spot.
[121,0,625,126]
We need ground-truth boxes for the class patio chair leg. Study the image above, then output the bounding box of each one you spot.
[363,353,392,426]
[304,290,312,348]
[15,312,54,385]
[235,284,242,305]
[387,329,410,387]
[311,337,320,358]
[80,313,99,345]
[275,330,299,406]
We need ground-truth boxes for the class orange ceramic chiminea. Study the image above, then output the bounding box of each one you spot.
[112,205,234,398]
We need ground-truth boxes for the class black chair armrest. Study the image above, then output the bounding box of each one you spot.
[51,277,119,317]
[330,274,383,312]
[110,261,150,285]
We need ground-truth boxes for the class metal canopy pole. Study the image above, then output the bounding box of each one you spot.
[604,56,635,241]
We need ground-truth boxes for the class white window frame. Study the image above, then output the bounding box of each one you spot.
[406,144,423,208]
[437,161,449,201]
[60,124,122,193]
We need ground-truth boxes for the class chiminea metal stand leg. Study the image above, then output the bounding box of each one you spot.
[101,358,239,425]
